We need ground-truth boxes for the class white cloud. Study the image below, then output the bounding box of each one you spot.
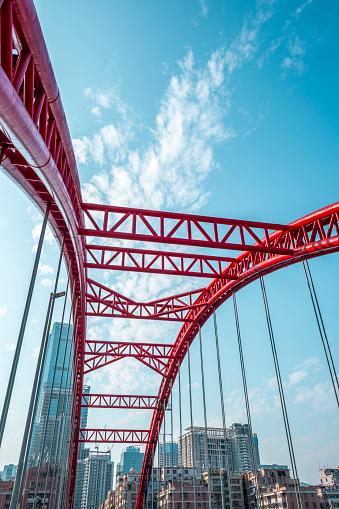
[281,35,306,76]
[294,381,335,411]
[31,222,54,252]
[91,106,102,117]
[198,0,208,17]
[38,263,54,276]
[41,278,53,288]
[0,304,8,316]
[294,0,312,16]
[5,343,15,350]
[289,369,307,385]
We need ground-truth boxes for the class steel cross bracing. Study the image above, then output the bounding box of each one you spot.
[79,429,150,443]
[85,244,238,279]
[81,203,294,255]
[86,278,206,321]
[84,341,174,375]
[81,394,158,409]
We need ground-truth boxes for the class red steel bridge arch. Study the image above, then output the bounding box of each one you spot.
[0,0,338,508]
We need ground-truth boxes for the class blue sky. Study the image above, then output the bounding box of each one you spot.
[0,0,338,484]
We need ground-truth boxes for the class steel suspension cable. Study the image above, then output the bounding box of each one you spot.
[187,348,197,509]
[42,274,73,507]
[48,280,76,507]
[55,309,79,509]
[33,263,70,504]
[11,233,65,509]
[217,442,225,509]
[178,365,184,509]
[158,419,161,509]
[232,292,261,509]
[163,400,166,487]
[212,312,233,509]
[198,327,212,509]
[302,258,339,408]
[260,276,303,509]
[170,378,174,490]
[0,202,50,448]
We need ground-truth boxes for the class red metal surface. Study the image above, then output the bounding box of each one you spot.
[86,278,206,321]
[81,394,158,409]
[1,3,339,509]
[0,1,85,505]
[81,203,293,255]
[84,341,174,375]
[79,429,150,444]
[85,244,237,279]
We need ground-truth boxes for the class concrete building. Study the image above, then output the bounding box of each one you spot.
[179,425,260,477]
[115,466,141,509]
[320,468,339,487]
[228,424,260,473]
[159,442,179,468]
[117,446,144,475]
[157,468,208,509]
[0,465,16,482]
[202,471,245,509]
[81,451,114,509]
[0,479,14,509]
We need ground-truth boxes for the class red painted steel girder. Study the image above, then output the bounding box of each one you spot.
[85,244,237,279]
[86,278,206,321]
[84,341,174,376]
[79,429,150,444]
[136,201,339,509]
[81,394,158,410]
[80,203,293,255]
[0,1,86,505]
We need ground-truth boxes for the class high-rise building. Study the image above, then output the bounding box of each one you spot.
[159,442,179,467]
[0,464,17,481]
[29,322,73,467]
[179,424,260,477]
[117,446,144,475]
[81,451,114,509]
[74,385,91,509]
[228,423,260,473]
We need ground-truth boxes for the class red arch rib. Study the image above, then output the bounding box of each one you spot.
[136,201,339,509]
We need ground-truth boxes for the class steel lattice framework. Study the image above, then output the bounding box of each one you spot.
[0,1,338,509]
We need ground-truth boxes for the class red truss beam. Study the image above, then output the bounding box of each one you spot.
[79,429,150,444]
[80,203,293,255]
[85,244,237,279]
[81,394,158,409]
[86,278,206,321]
[84,341,174,375]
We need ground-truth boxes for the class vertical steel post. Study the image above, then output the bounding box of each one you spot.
[187,349,197,509]
[0,202,50,448]
[10,292,54,509]
[178,367,184,509]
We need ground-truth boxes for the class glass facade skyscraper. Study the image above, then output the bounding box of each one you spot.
[117,446,144,475]
[29,322,74,466]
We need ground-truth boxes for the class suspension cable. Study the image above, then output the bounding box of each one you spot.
[33,265,71,504]
[54,297,79,509]
[260,276,303,509]
[178,364,184,509]
[55,304,80,509]
[158,419,160,509]
[48,281,76,508]
[198,327,213,509]
[170,378,174,490]
[163,400,166,486]
[43,275,75,506]
[212,311,233,509]
[302,258,339,408]
[232,292,261,509]
[187,348,197,509]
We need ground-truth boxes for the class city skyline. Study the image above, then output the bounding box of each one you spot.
[0,0,338,490]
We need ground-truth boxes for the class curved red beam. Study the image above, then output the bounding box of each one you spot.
[136,201,339,509]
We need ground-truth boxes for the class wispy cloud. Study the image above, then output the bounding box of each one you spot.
[38,263,54,276]
[0,304,8,316]
[41,278,53,288]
